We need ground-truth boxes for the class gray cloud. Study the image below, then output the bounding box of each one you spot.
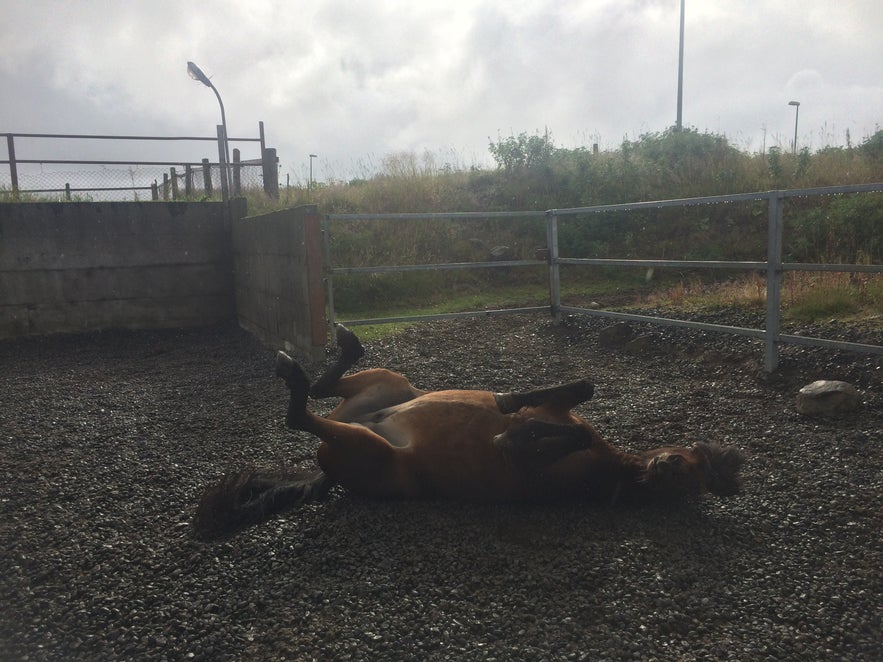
[2,0,880,185]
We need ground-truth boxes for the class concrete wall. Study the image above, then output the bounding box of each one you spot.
[232,205,326,360]
[0,201,244,338]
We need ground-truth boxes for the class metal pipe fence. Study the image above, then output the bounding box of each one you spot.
[324,182,882,372]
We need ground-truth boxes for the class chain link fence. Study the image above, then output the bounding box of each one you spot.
[0,163,271,202]
[1,127,278,201]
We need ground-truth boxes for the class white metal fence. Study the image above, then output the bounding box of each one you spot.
[324,182,883,372]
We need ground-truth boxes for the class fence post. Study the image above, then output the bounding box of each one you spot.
[170,167,179,199]
[64,183,71,201]
[6,134,19,195]
[217,125,229,201]
[202,158,213,197]
[162,173,169,200]
[546,211,562,322]
[151,181,159,201]
[305,208,328,351]
[232,148,241,196]
[764,191,784,372]
[185,165,193,197]
[323,214,337,343]
[262,147,279,197]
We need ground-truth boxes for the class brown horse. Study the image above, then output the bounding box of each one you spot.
[194,327,742,538]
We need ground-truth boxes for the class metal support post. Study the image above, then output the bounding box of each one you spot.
[546,211,562,322]
[764,192,784,372]
[232,148,241,195]
[216,125,229,201]
[322,214,337,343]
[6,134,19,193]
[202,158,213,196]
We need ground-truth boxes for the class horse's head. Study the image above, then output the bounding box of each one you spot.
[640,442,743,498]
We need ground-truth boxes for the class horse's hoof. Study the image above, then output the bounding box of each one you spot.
[336,324,366,362]
[494,393,518,414]
[576,379,595,402]
[275,351,294,379]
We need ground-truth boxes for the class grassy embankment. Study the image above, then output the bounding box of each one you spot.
[256,127,882,333]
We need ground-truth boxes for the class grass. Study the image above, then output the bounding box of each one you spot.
[333,277,882,351]
[335,268,883,343]
[642,271,883,326]
[784,271,882,322]
[331,267,764,342]
[333,280,553,341]
[308,130,880,330]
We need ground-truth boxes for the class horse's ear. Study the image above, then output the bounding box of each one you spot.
[693,442,744,497]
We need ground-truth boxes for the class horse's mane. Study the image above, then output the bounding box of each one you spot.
[693,442,744,496]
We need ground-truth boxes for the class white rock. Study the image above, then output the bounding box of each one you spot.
[796,380,861,416]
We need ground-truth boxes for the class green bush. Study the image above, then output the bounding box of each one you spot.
[786,193,883,263]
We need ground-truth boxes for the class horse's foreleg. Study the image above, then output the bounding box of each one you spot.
[310,325,366,399]
[494,419,595,469]
[495,379,594,414]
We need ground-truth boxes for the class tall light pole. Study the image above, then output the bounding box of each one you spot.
[788,100,800,154]
[309,154,317,197]
[676,0,685,130]
[187,61,230,195]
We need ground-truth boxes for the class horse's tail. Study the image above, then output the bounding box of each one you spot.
[193,466,333,540]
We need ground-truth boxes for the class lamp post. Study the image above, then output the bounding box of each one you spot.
[187,61,230,195]
[788,100,800,154]
[309,154,317,197]
[676,0,685,130]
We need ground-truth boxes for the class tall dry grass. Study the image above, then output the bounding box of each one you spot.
[251,127,882,318]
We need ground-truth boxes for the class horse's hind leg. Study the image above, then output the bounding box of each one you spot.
[495,379,594,414]
[327,369,425,422]
[493,419,595,469]
[276,351,399,491]
[275,351,313,430]
[310,325,366,399]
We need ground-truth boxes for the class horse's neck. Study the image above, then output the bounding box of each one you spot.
[615,453,652,501]
[608,451,694,503]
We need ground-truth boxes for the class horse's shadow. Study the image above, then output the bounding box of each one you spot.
[214,488,751,581]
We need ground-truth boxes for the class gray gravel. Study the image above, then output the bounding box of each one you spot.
[1,313,881,661]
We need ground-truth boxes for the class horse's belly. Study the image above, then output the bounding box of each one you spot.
[328,394,591,501]
[405,432,523,500]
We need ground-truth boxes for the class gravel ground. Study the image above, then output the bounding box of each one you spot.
[1,313,881,661]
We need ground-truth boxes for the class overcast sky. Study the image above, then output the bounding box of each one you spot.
[2,0,881,185]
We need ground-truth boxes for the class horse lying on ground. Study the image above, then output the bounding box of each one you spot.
[194,327,743,539]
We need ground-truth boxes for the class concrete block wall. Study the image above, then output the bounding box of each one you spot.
[232,205,326,361]
[0,201,242,338]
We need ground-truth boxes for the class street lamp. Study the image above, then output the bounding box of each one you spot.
[788,100,800,154]
[187,61,230,194]
[676,0,685,130]
[309,154,317,196]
